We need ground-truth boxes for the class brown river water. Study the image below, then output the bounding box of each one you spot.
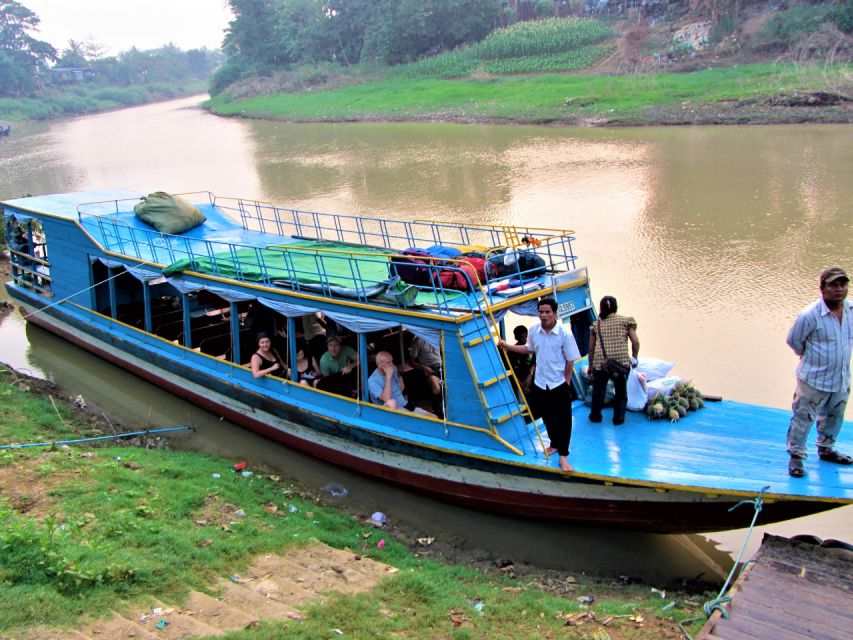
[1,96,851,584]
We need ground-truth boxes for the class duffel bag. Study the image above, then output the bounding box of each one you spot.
[458,256,493,284]
[432,266,475,291]
[391,248,433,286]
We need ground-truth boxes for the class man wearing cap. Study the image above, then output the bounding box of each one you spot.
[785,266,853,477]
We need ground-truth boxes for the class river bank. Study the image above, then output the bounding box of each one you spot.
[205,62,852,127]
[0,82,209,125]
[0,353,714,639]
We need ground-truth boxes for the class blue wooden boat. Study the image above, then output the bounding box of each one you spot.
[3,189,851,533]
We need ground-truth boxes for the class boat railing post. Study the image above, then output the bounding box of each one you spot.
[281,248,297,290]
[273,205,285,237]
[255,201,265,234]
[314,252,330,296]
[355,217,366,246]
[333,214,343,243]
[204,239,218,276]
[107,267,118,319]
[358,332,370,403]
[226,243,241,281]
[287,316,298,383]
[310,211,321,241]
[182,293,192,348]
[143,281,153,333]
[293,210,303,238]
[254,246,267,285]
[231,302,241,368]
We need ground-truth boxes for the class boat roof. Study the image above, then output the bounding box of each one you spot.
[2,190,584,317]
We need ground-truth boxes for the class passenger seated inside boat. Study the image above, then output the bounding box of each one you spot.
[407,335,444,417]
[294,340,320,387]
[316,334,358,396]
[250,332,288,379]
[369,351,416,411]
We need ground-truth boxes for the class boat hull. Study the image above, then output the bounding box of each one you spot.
[11,292,840,534]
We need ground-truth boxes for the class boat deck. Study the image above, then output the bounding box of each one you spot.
[501,398,853,501]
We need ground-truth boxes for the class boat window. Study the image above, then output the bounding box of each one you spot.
[315,323,360,398]
[361,327,444,417]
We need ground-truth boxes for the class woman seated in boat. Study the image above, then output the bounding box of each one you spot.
[369,351,415,410]
[250,332,288,379]
[294,340,320,387]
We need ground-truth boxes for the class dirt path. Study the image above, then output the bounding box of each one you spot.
[10,544,396,640]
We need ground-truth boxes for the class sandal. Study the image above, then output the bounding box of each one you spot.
[818,449,853,465]
[788,457,805,478]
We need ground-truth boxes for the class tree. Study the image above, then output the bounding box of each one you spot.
[224,0,283,70]
[0,0,57,95]
[57,39,88,67]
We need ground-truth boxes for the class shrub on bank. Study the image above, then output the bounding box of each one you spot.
[760,1,853,46]
[389,17,613,80]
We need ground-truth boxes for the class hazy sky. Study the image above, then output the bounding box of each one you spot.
[20,0,234,55]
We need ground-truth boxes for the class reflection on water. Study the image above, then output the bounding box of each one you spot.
[0,97,850,575]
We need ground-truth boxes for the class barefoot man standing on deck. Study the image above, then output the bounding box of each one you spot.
[499,297,580,472]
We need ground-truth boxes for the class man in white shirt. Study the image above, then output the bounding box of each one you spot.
[499,297,580,472]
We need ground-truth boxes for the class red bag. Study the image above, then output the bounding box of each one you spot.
[432,264,477,291]
[458,256,491,284]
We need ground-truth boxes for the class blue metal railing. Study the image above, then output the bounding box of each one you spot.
[75,193,579,317]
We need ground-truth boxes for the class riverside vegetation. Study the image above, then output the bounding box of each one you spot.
[207,5,853,126]
[0,358,714,639]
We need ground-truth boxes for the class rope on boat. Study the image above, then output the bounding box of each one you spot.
[0,425,196,450]
[678,485,769,640]
[17,269,126,320]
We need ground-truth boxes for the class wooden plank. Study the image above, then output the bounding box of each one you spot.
[705,628,762,640]
[729,594,852,637]
[724,588,850,639]
[718,616,826,640]
[741,570,853,615]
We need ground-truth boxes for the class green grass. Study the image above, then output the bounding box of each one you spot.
[0,367,707,638]
[0,81,208,122]
[208,62,851,124]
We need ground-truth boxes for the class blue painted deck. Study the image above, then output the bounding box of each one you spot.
[503,399,853,501]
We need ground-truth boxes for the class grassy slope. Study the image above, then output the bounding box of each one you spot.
[207,62,851,125]
[0,366,707,638]
[0,81,209,123]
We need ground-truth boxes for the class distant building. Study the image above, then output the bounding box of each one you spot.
[46,67,100,85]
